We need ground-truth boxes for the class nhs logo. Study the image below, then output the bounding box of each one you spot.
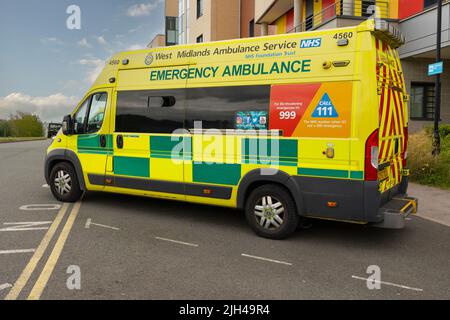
[300,38,322,48]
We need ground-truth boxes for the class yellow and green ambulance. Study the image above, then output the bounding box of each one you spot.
[45,20,417,239]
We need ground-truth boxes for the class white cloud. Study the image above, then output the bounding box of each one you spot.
[78,38,92,48]
[79,58,105,83]
[94,36,108,45]
[41,37,64,45]
[127,44,145,51]
[0,93,79,122]
[127,1,162,17]
[128,25,143,34]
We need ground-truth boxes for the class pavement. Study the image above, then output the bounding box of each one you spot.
[409,183,450,227]
[0,140,449,300]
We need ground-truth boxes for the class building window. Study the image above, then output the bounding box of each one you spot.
[410,83,436,120]
[165,16,178,46]
[424,0,438,9]
[197,0,203,18]
[362,0,376,17]
[196,34,203,43]
[249,19,255,37]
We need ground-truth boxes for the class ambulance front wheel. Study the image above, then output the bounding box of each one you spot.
[49,162,83,203]
[245,184,299,239]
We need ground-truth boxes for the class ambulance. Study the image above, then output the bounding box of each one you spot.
[45,19,418,239]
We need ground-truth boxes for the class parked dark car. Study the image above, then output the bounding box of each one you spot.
[47,123,62,138]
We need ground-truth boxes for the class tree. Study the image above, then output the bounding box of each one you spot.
[0,119,11,137]
[9,112,44,137]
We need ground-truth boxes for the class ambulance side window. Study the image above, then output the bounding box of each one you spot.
[185,85,270,130]
[73,99,89,134]
[73,92,107,134]
[86,93,107,133]
[116,90,184,133]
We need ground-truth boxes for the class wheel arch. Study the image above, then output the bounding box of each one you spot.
[236,169,305,216]
[45,149,86,190]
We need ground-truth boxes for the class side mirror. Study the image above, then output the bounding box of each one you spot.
[62,115,74,135]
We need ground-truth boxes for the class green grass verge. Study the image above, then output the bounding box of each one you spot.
[0,137,47,143]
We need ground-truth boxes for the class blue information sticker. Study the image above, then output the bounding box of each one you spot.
[236,111,268,130]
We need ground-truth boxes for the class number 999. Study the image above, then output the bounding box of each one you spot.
[279,111,297,120]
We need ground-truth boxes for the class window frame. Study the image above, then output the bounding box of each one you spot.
[249,19,255,38]
[197,0,203,19]
[72,92,108,135]
[410,82,436,121]
[424,0,438,9]
[86,92,108,134]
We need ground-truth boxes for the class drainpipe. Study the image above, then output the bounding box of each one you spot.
[294,0,303,32]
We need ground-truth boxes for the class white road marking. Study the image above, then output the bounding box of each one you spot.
[0,249,36,255]
[241,253,293,266]
[42,184,49,188]
[0,283,12,291]
[19,204,60,211]
[155,237,199,247]
[0,221,52,232]
[351,276,423,292]
[85,218,120,231]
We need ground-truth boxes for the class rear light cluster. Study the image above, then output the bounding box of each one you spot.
[365,129,379,181]
[402,127,408,168]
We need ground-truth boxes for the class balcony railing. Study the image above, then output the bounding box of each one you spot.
[288,0,389,33]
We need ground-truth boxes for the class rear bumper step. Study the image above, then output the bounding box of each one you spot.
[372,196,418,229]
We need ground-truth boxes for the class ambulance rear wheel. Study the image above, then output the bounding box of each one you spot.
[245,184,299,239]
[49,162,82,203]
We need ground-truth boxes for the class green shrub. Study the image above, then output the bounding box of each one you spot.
[408,126,450,189]
[424,124,450,138]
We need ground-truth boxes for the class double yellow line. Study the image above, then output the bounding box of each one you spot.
[5,201,82,300]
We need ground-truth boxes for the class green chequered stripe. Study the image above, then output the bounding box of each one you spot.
[78,134,113,155]
[150,136,192,160]
[242,138,298,167]
[298,168,364,180]
[114,156,150,178]
[350,171,364,180]
[193,163,241,186]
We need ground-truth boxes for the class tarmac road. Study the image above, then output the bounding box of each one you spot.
[0,140,449,300]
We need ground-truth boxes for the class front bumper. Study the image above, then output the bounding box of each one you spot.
[372,196,418,229]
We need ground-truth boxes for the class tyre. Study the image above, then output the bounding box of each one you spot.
[245,184,299,239]
[49,162,83,203]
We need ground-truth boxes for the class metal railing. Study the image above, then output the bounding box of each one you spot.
[288,0,389,33]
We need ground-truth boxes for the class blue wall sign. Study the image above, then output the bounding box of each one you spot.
[428,62,443,76]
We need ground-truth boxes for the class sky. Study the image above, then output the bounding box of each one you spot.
[0,0,165,122]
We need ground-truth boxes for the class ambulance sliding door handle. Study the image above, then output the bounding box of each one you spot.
[99,134,107,148]
[117,135,124,149]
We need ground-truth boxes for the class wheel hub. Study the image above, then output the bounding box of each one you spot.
[54,170,72,195]
[254,196,285,230]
